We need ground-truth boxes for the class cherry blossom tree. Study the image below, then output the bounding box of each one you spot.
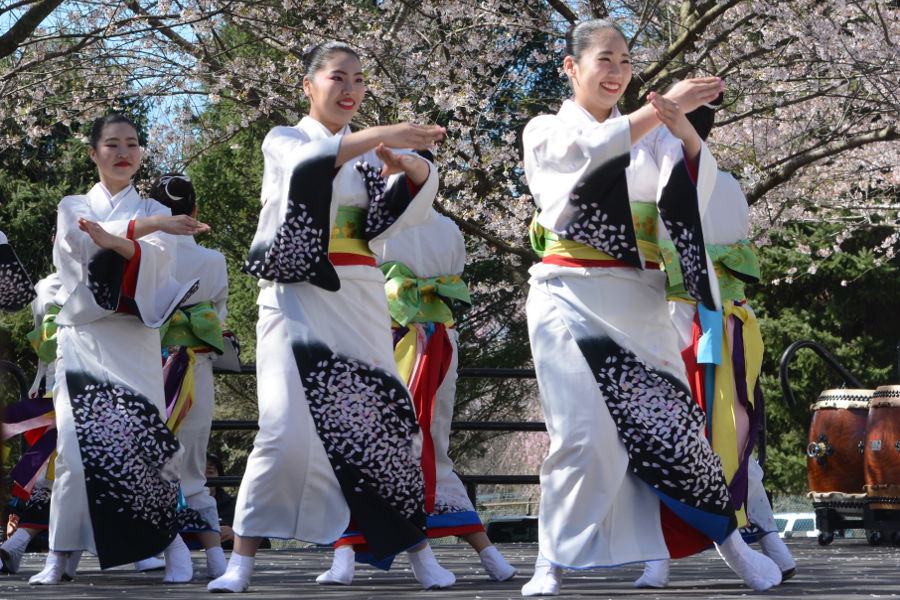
[3,0,897,260]
[3,0,898,488]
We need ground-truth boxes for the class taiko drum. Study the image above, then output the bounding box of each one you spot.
[807,389,872,495]
[864,385,900,508]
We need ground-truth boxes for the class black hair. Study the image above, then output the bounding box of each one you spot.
[565,19,627,61]
[89,113,139,149]
[206,453,224,476]
[149,173,196,216]
[302,41,360,79]
[685,92,724,141]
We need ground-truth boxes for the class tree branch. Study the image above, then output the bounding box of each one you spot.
[0,0,65,60]
[746,125,899,205]
[545,0,577,25]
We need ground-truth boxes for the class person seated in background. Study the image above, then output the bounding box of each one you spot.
[205,455,268,551]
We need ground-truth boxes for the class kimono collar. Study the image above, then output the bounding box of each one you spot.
[87,182,140,221]
[558,98,623,125]
[296,116,351,140]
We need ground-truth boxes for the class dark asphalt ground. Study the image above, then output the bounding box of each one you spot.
[0,538,898,599]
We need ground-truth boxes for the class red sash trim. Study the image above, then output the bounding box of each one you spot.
[427,523,485,539]
[329,252,376,267]
[409,324,453,513]
[542,255,660,270]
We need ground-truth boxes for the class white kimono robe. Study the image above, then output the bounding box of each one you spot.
[167,235,229,530]
[523,100,733,569]
[371,211,483,538]
[49,183,197,567]
[234,116,437,560]
[0,230,36,312]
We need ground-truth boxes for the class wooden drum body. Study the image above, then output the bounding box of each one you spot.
[864,386,900,507]
[807,389,872,496]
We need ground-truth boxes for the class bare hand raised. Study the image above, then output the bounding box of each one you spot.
[663,77,724,114]
[156,214,212,236]
[648,91,702,159]
[379,123,446,151]
[375,144,430,186]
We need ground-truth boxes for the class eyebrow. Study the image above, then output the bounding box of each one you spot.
[597,50,631,58]
[103,136,139,142]
[330,69,365,76]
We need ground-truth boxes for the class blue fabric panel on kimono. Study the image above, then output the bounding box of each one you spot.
[651,487,733,545]
[426,510,482,529]
[696,305,723,366]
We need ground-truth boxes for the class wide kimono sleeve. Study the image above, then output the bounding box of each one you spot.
[650,127,721,310]
[54,196,198,328]
[523,114,643,268]
[242,126,343,291]
[209,250,229,324]
[364,151,438,244]
[0,230,37,312]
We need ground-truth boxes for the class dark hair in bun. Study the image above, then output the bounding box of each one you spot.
[685,92,724,141]
[149,173,196,216]
[302,41,360,79]
[89,113,139,149]
[565,19,627,61]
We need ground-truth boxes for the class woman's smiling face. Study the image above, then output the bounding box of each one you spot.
[88,121,142,189]
[565,28,632,122]
[303,51,366,134]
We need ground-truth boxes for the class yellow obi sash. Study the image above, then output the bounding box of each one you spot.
[663,240,760,302]
[27,304,61,363]
[159,300,224,353]
[529,202,661,266]
[329,206,374,260]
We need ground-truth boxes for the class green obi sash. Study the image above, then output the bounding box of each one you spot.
[663,239,761,302]
[381,261,471,327]
[27,304,61,363]
[329,206,373,257]
[159,300,224,353]
[530,203,660,264]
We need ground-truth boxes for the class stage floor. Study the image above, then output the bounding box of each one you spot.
[1,538,898,599]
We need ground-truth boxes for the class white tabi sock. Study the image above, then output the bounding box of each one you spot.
[715,530,782,591]
[207,552,254,593]
[479,545,517,581]
[162,535,193,583]
[316,545,355,585]
[634,559,669,588]
[206,546,227,579]
[28,552,67,585]
[408,544,455,590]
[521,554,562,597]
[61,550,82,582]
[760,532,797,579]
[0,528,32,573]
[133,556,166,572]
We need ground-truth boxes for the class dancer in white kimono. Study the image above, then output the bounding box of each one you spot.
[520,20,782,596]
[150,173,229,579]
[1,274,61,575]
[0,231,36,313]
[634,100,796,588]
[29,114,209,585]
[315,208,517,584]
[208,42,450,593]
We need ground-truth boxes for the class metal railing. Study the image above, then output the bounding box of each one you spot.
[778,339,864,411]
[207,365,545,506]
